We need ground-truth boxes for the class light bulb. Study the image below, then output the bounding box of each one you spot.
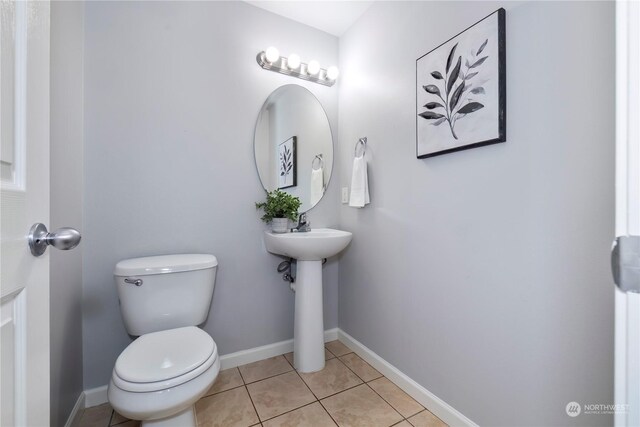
[265,47,279,64]
[307,60,320,76]
[326,66,339,80]
[287,53,301,70]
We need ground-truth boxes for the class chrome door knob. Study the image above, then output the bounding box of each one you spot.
[28,223,81,257]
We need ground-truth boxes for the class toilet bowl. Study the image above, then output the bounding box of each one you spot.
[107,254,219,427]
[108,327,220,426]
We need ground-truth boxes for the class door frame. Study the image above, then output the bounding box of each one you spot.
[615,1,640,426]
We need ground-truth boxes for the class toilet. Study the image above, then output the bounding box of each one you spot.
[107,254,220,427]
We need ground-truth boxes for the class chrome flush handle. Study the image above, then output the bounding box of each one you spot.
[124,278,143,286]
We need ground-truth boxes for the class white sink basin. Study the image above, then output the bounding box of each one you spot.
[264,228,352,261]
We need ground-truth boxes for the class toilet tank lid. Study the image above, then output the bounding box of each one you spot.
[114,254,218,277]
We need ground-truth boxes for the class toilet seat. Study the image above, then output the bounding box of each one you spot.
[112,326,218,393]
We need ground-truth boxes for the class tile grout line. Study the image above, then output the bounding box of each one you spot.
[318,381,365,401]
[285,355,340,426]
[363,381,408,423]
[316,396,341,427]
[242,384,262,424]
[292,366,321,401]
[242,366,319,424]
[240,356,294,385]
[203,382,245,398]
[283,353,296,370]
[334,352,412,424]
[242,368,295,386]
[338,352,426,425]
[337,351,375,383]
[237,366,262,425]
[324,345,337,359]
[258,400,321,425]
[300,357,365,401]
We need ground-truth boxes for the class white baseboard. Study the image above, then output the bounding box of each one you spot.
[338,329,477,427]
[63,392,85,427]
[220,328,339,370]
[84,384,108,408]
[324,327,339,341]
[83,328,340,408]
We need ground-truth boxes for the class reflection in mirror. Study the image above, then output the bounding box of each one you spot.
[254,85,333,213]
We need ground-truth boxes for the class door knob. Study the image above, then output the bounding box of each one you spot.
[612,235,640,293]
[28,223,81,257]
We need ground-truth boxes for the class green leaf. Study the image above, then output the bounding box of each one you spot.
[255,189,302,223]
[424,102,443,109]
[431,117,447,126]
[457,102,484,114]
[446,43,458,73]
[431,71,444,79]
[447,56,461,93]
[465,72,478,80]
[470,87,485,94]
[418,111,445,120]
[423,85,440,95]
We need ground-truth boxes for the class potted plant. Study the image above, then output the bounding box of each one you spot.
[255,190,302,233]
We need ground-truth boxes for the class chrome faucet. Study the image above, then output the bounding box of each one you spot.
[291,213,311,232]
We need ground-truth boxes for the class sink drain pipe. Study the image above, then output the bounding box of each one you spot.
[277,258,327,293]
[278,259,296,291]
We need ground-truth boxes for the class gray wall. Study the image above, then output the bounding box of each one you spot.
[82,1,340,389]
[50,1,85,425]
[337,2,615,426]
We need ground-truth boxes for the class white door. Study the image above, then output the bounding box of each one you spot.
[615,1,640,426]
[1,1,51,426]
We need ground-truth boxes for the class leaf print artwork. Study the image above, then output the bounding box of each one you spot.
[278,136,297,189]
[280,146,293,177]
[418,38,488,140]
[415,8,505,158]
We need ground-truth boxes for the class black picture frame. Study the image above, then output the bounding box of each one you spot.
[278,136,297,189]
[416,8,506,159]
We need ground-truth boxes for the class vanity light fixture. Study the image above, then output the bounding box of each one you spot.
[256,47,337,87]
[287,53,301,70]
[265,46,280,64]
[307,60,320,76]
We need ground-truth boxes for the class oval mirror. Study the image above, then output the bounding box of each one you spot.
[254,84,333,213]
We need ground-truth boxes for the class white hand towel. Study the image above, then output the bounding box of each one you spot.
[310,167,324,206]
[349,155,370,208]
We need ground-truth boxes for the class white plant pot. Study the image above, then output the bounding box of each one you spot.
[271,218,289,233]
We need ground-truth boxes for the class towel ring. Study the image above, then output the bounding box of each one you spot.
[354,137,367,157]
[312,154,324,170]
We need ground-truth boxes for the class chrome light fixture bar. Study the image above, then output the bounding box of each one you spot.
[256,48,338,87]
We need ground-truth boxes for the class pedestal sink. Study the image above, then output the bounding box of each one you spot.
[264,228,352,372]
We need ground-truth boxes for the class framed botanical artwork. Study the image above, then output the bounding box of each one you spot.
[278,136,297,189]
[416,8,506,158]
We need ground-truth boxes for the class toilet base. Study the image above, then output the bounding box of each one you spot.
[141,407,196,427]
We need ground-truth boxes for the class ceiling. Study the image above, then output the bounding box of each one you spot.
[245,1,373,37]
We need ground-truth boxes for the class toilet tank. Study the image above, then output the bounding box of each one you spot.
[114,254,218,336]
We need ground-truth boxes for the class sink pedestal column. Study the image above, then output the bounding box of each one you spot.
[293,260,325,373]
